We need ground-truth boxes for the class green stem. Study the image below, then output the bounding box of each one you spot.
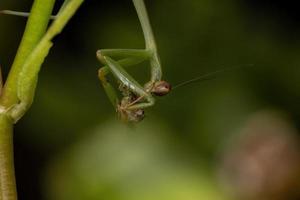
[0,1,56,199]
[0,0,83,197]
[10,0,84,122]
[0,115,16,200]
[0,0,56,107]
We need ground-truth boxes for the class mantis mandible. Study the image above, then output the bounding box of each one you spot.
[97,0,171,123]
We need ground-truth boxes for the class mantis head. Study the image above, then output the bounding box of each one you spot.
[151,80,172,96]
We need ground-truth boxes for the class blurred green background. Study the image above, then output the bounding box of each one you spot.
[1,0,300,199]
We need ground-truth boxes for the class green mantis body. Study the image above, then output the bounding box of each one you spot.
[97,0,171,122]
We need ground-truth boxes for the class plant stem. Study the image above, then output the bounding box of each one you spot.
[9,0,84,122]
[0,0,56,108]
[0,1,56,199]
[0,115,16,200]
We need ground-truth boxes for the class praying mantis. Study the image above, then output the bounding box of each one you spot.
[96,0,247,123]
[97,0,171,122]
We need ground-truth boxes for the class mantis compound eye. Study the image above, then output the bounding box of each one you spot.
[151,80,172,96]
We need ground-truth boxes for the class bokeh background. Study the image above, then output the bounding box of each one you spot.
[1,0,300,199]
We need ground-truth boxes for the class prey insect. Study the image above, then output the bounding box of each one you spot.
[97,0,171,123]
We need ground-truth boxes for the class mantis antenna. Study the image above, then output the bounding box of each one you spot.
[173,64,254,90]
[0,10,57,19]
[0,0,71,20]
